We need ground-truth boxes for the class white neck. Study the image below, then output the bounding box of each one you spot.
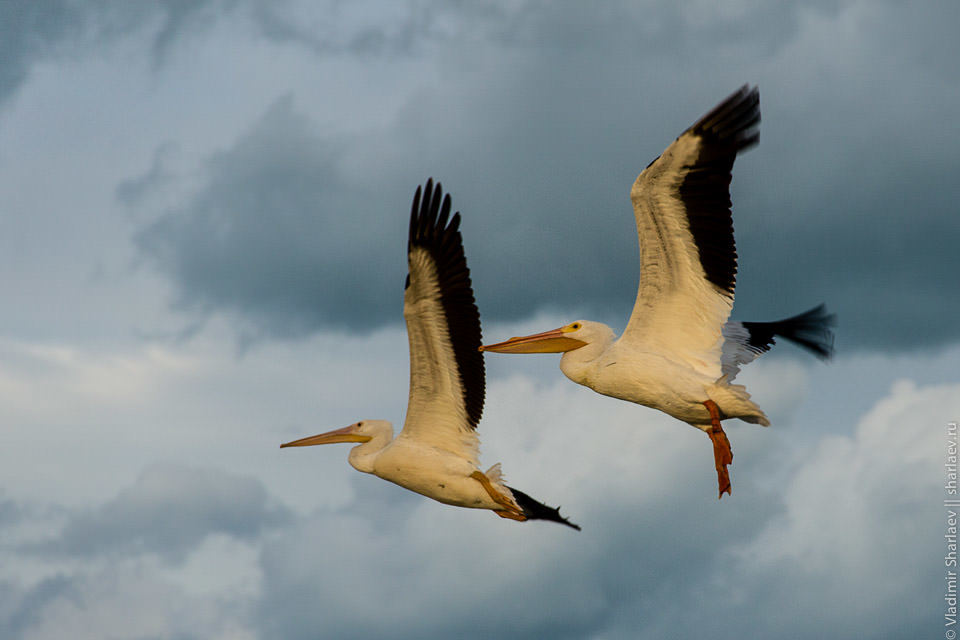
[559,327,616,387]
[347,426,394,474]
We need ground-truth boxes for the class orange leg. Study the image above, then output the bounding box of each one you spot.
[470,471,527,520]
[703,400,733,499]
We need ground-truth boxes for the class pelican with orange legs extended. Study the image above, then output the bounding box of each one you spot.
[282,180,578,529]
[481,86,834,499]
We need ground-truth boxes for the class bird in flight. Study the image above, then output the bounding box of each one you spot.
[282,179,579,529]
[481,86,834,499]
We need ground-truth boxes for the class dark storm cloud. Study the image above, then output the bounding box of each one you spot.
[129,0,960,350]
[135,95,412,337]
[34,463,291,562]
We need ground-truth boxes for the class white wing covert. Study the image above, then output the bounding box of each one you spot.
[400,180,485,461]
[621,86,760,377]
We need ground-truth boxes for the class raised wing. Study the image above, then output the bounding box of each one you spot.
[620,86,760,377]
[399,179,485,460]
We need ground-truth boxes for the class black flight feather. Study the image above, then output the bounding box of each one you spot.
[507,486,581,531]
[407,179,485,429]
[680,85,761,296]
[742,303,837,360]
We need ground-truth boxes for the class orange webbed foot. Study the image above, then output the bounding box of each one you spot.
[471,470,526,519]
[704,400,733,499]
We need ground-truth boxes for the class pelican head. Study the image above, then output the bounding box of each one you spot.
[280,420,394,473]
[480,320,613,354]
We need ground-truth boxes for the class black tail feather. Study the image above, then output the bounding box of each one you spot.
[742,304,836,360]
[507,486,581,531]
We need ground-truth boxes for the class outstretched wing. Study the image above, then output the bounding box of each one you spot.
[399,179,485,461]
[620,85,760,378]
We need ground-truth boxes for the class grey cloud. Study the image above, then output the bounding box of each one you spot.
[255,397,770,639]
[250,2,419,57]
[0,368,943,639]
[0,576,75,640]
[36,463,291,562]
[0,1,230,106]
[143,0,236,66]
[257,504,605,639]
[0,1,84,106]
[136,95,410,338]
[254,442,925,640]
[252,378,942,640]
[0,497,22,528]
[128,0,960,351]
[0,570,253,640]
[115,142,178,207]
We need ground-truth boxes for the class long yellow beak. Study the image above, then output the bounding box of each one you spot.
[280,424,372,448]
[480,327,587,354]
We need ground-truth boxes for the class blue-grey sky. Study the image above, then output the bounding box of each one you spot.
[0,1,955,638]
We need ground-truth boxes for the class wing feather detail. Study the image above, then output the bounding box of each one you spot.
[621,86,760,376]
[721,304,836,380]
[400,179,484,457]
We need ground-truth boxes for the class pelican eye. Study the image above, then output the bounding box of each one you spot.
[567,322,582,331]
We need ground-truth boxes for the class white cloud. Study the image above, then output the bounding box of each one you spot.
[0,332,952,638]
[35,463,291,562]
[730,379,954,636]
[254,350,816,639]
[13,568,256,640]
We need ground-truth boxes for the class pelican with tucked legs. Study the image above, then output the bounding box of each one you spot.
[282,180,579,529]
[481,86,834,499]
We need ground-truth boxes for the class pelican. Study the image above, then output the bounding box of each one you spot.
[282,180,579,529]
[481,86,834,499]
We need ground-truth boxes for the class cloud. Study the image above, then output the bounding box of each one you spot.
[115,142,178,207]
[728,378,954,638]
[35,464,291,563]
[135,95,409,338]
[0,496,23,528]
[120,0,960,351]
[251,370,947,639]
[249,1,424,57]
[1,568,255,640]
[253,365,786,640]
[0,1,241,108]
[0,1,83,107]
[0,331,950,638]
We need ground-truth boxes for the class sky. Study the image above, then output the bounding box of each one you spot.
[0,1,956,638]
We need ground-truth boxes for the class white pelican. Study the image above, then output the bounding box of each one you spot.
[481,86,834,499]
[282,180,579,529]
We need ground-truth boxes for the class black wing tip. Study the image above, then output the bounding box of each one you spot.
[691,84,761,153]
[508,486,581,531]
[743,303,837,360]
[409,178,459,248]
